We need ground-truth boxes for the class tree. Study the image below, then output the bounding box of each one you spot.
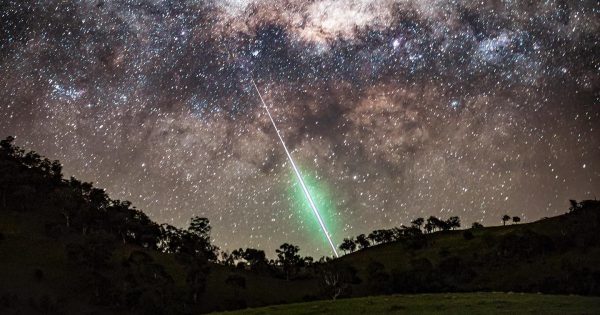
[446,216,461,230]
[424,222,434,234]
[158,223,184,254]
[189,216,211,240]
[401,226,422,237]
[355,234,370,249]
[232,248,269,271]
[411,218,424,231]
[426,216,444,232]
[0,136,16,154]
[512,216,521,224]
[242,248,266,267]
[471,222,484,229]
[276,243,303,280]
[569,199,582,212]
[368,229,395,244]
[438,220,451,231]
[321,269,344,300]
[180,217,218,261]
[502,214,511,226]
[318,263,357,300]
[303,256,314,267]
[339,238,356,255]
[380,229,395,243]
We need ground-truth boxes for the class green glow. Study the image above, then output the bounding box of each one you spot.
[287,167,339,255]
[251,78,339,257]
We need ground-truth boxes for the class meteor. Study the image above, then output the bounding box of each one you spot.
[251,78,340,258]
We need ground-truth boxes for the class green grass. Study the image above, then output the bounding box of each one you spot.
[212,292,600,315]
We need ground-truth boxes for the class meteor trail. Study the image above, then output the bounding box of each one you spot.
[251,78,340,258]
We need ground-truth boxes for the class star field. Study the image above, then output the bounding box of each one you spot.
[1,0,599,257]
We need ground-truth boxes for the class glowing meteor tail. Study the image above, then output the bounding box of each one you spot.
[251,78,339,258]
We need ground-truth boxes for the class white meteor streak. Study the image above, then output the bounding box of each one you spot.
[251,78,339,258]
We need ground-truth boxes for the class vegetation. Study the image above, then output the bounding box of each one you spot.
[1,136,600,314]
[212,292,600,315]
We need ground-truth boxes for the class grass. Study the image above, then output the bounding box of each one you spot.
[211,292,600,315]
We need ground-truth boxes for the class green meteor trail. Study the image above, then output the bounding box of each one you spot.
[251,78,340,258]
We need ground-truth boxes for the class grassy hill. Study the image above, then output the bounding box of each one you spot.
[1,137,600,314]
[333,202,600,297]
[212,292,600,315]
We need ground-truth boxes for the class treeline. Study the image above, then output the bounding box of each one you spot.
[339,213,523,255]
[338,216,461,254]
[0,136,356,311]
[0,137,220,312]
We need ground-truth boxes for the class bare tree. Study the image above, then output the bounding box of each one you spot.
[322,269,345,300]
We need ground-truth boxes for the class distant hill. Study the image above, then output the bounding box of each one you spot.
[334,199,600,297]
[1,136,599,314]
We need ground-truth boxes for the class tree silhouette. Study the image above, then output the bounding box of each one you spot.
[502,214,511,226]
[427,216,445,232]
[512,216,521,224]
[411,217,424,231]
[569,199,582,212]
[339,237,356,254]
[189,216,211,240]
[181,217,218,261]
[230,248,268,271]
[424,221,434,234]
[446,216,461,230]
[276,243,302,280]
[471,222,484,229]
[355,234,371,249]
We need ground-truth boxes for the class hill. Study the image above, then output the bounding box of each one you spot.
[332,200,600,297]
[1,136,600,314]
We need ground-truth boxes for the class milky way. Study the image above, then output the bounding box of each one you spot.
[1,0,599,257]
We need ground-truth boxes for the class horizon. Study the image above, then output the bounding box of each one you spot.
[1,0,598,258]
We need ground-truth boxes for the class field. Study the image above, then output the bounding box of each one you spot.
[213,292,600,315]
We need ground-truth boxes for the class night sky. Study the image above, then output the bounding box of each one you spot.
[1,0,598,258]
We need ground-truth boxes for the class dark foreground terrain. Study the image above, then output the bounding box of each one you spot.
[213,292,600,315]
[1,136,599,314]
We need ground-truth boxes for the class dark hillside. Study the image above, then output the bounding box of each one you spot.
[0,137,315,314]
[334,200,600,296]
[1,136,599,314]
